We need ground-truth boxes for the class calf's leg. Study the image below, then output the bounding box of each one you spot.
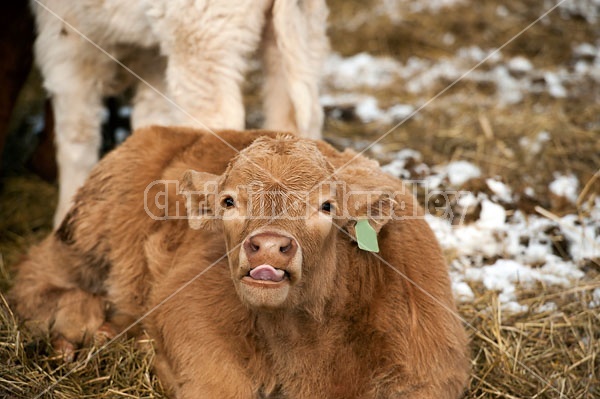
[9,238,111,360]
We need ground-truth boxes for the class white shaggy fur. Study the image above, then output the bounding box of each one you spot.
[31,0,329,226]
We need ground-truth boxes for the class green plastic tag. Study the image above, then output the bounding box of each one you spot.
[356,219,379,253]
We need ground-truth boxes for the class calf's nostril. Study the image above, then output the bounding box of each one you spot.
[245,233,297,259]
[248,237,260,252]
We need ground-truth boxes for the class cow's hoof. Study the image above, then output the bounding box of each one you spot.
[94,322,117,346]
[51,336,76,362]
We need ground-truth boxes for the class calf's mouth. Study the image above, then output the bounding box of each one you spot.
[242,264,291,287]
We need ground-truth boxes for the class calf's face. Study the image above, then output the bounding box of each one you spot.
[181,136,395,310]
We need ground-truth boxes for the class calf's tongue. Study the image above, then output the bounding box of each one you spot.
[249,265,285,282]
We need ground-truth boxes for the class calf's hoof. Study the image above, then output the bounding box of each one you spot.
[51,335,76,363]
[93,322,118,346]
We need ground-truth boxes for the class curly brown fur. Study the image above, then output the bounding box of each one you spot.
[10,126,469,398]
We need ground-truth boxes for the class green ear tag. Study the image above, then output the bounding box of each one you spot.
[355,219,379,253]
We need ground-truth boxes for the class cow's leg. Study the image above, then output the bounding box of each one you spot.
[263,0,328,138]
[34,18,114,226]
[152,0,271,131]
[260,18,298,134]
[50,79,104,227]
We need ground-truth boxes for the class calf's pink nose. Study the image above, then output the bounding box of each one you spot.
[244,233,298,265]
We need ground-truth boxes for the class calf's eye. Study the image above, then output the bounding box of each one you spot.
[320,201,333,213]
[222,196,235,209]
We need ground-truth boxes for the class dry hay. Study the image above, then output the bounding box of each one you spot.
[0,292,163,398]
[462,283,600,398]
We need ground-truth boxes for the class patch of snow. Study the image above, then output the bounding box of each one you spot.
[458,46,502,64]
[452,280,475,301]
[537,302,558,313]
[496,5,509,17]
[404,58,462,94]
[355,97,386,123]
[524,187,535,197]
[503,301,530,313]
[321,93,416,125]
[424,174,445,190]
[442,33,455,45]
[425,196,589,312]
[369,143,386,156]
[488,65,526,104]
[467,260,532,303]
[324,53,402,89]
[382,159,410,179]
[558,0,600,24]
[519,130,551,155]
[425,214,457,248]
[413,163,430,175]
[486,178,513,203]
[457,192,479,210]
[478,199,506,229]
[538,130,551,142]
[374,0,401,22]
[559,214,600,261]
[463,256,581,312]
[382,149,424,179]
[332,0,469,40]
[573,42,598,59]
[387,104,415,121]
[321,41,600,123]
[444,161,482,186]
[544,71,568,98]
[320,93,359,107]
[409,0,466,13]
[508,56,534,74]
[549,173,579,203]
[395,148,422,162]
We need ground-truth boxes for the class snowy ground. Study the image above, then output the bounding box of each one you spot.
[321,40,600,126]
[385,154,599,312]
[321,0,600,313]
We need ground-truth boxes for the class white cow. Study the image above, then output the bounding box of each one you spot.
[31,0,329,226]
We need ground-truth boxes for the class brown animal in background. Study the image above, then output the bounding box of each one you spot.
[10,127,469,398]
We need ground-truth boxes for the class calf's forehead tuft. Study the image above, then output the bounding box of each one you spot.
[242,135,316,156]
[227,135,333,182]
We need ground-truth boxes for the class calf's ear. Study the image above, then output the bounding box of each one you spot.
[179,170,221,230]
[340,186,398,243]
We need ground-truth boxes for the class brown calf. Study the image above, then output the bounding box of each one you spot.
[10,127,469,398]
